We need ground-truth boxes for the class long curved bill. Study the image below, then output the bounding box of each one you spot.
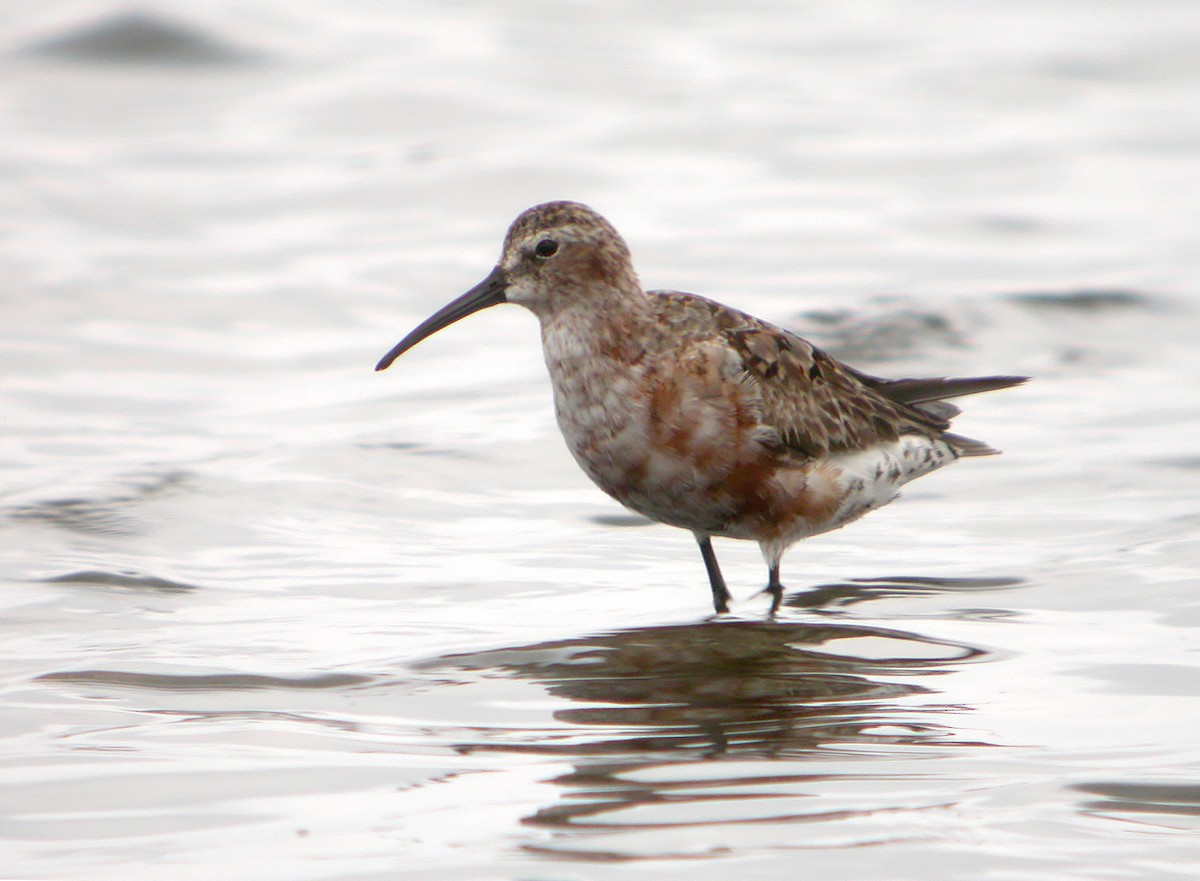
[375,265,508,371]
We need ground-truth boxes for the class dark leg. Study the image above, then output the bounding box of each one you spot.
[766,561,783,616]
[695,533,731,613]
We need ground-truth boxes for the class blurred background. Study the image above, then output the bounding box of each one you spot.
[2,2,1198,879]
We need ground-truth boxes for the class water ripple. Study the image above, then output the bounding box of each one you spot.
[21,10,262,66]
[35,670,375,691]
[40,570,201,593]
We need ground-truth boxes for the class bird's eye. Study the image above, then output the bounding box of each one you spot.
[533,238,559,258]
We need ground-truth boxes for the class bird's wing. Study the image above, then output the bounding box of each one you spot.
[649,292,943,458]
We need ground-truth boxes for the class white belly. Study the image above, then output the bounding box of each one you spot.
[826,434,959,527]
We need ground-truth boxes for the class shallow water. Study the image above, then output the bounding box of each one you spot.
[2,2,1199,879]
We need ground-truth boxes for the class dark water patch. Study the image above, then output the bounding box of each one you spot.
[973,213,1045,235]
[588,513,655,527]
[1074,782,1200,820]
[796,302,967,363]
[1007,289,1153,311]
[358,440,475,459]
[36,669,375,691]
[418,619,989,758]
[787,575,1025,611]
[7,470,187,536]
[41,570,200,593]
[9,498,139,536]
[1145,455,1200,470]
[19,11,261,66]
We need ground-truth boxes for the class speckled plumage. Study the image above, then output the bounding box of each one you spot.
[377,201,1026,614]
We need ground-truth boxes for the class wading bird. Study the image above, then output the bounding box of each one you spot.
[377,202,1025,614]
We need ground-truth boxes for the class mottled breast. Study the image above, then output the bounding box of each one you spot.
[539,307,769,533]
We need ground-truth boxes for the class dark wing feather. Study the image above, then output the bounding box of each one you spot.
[722,325,946,457]
[844,369,1029,405]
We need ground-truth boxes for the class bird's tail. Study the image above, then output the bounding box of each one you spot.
[868,374,1029,406]
[854,372,1029,457]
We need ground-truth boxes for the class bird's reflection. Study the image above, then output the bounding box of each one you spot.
[418,603,1001,855]
[423,615,988,758]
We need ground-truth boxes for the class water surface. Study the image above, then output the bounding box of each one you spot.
[2,2,1198,879]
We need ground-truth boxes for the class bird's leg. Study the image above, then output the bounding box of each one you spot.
[766,561,784,616]
[695,533,731,613]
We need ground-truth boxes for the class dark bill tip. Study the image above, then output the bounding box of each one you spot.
[375,265,508,371]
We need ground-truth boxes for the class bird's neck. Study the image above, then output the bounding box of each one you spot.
[538,291,652,371]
